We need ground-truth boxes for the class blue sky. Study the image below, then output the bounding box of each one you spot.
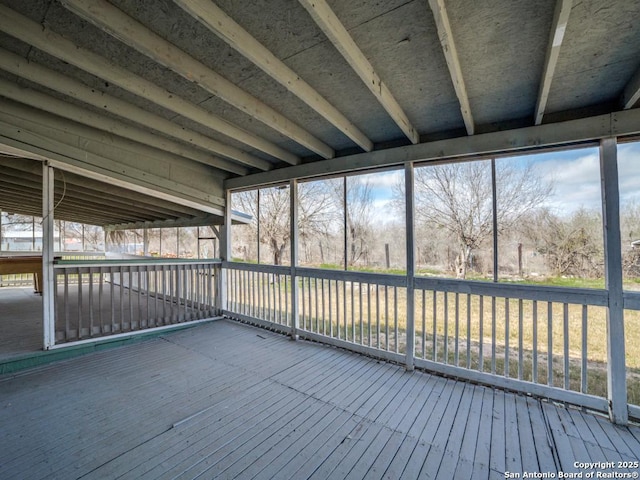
[357,141,640,222]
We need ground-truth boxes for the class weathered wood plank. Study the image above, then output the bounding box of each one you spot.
[1,319,639,480]
[489,389,506,475]
[515,394,538,473]
[526,397,558,473]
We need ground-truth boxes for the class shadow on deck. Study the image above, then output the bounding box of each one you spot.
[1,319,639,479]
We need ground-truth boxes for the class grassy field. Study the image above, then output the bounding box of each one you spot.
[226,268,640,406]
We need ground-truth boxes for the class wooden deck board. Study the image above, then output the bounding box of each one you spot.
[1,319,639,480]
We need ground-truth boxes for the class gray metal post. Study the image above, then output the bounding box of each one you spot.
[600,137,628,424]
[405,162,416,370]
[290,179,299,340]
[42,163,55,349]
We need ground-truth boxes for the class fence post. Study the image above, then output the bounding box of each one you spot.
[290,179,299,340]
[42,162,56,349]
[600,137,628,425]
[405,162,415,370]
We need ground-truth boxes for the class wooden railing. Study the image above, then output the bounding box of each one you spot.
[53,259,221,344]
[223,262,640,419]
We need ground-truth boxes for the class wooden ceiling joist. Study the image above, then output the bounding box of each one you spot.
[0,4,298,166]
[299,0,419,145]
[60,0,333,160]
[428,0,475,135]
[173,0,373,153]
[534,0,573,125]
[0,49,262,173]
[622,66,640,109]
[0,75,252,176]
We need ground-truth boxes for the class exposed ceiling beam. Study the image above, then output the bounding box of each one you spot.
[104,215,226,232]
[0,157,205,218]
[298,0,419,145]
[0,76,252,176]
[0,49,264,173]
[428,0,474,135]
[173,0,373,153]
[0,4,298,166]
[622,66,640,109]
[534,0,572,125]
[60,0,334,160]
[225,108,640,190]
[0,99,226,214]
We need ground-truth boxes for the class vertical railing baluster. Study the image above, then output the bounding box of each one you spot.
[359,282,363,344]
[421,289,426,359]
[504,298,510,377]
[548,302,553,387]
[351,281,356,342]
[321,279,326,335]
[128,266,134,329]
[98,267,104,333]
[466,294,471,369]
[300,276,306,329]
[328,279,333,338]
[454,292,459,366]
[479,295,484,372]
[491,296,496,374]
[136,266,142,327]
[273,271,278,323]
[77,268,83,339]
[385,286,390,351]
[110,269,115,332]
[518,299,524,380]
[89,267,94,337]
[394,286,398,354]
[146,268,151,324]
[432,290,437,361]
[367,283,371,347]
[284,271,289,326]
[444,292,449,363]
[582,304,588,394]
[337,280,341,340]
[64,270,70,340]
[314,277,319,333]
[343,280,347,342]
[563,302,570,390]
[533,300,538,384]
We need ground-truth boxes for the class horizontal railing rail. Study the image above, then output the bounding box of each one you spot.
[53,259,221,344]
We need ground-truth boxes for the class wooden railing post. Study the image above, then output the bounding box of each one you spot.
[219,189,232,314]
[405,162,415,370]
[600,137,628,424]
[42,162,56,349]
[290,179,299,340]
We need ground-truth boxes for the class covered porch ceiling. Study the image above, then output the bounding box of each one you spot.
[0,0,638,200]
[0,154,236,230]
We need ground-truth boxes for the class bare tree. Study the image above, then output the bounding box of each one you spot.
[405,160,552,278]
[523,208,603,277]
[234,182,335,265]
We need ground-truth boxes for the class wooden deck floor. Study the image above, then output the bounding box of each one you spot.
[1,319,639,479]
[0,286,42,360]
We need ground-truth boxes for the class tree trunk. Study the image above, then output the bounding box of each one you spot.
[455,245,471,279]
